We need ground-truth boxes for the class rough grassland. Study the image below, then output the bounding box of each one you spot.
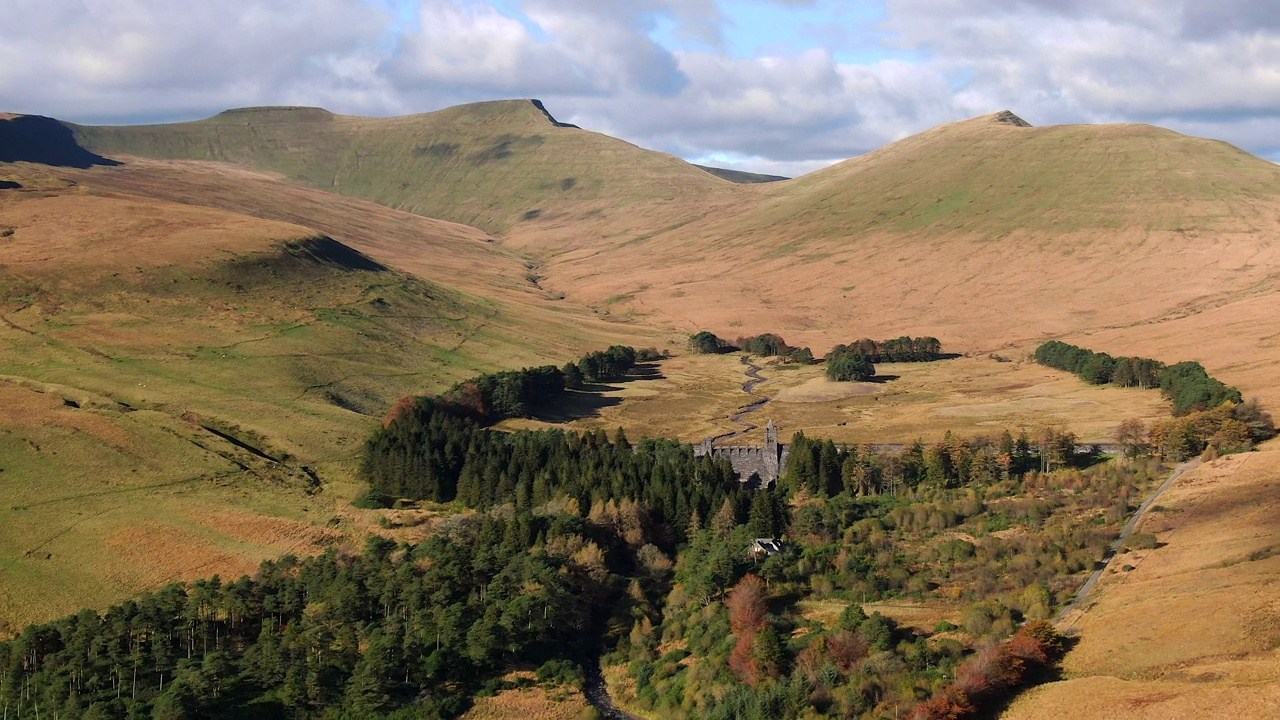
[0,162,650,629]
[71,101,747,236]
[0,379,342,632]
[459,674,593,720]
[504,115,1280,417]
[501,353,1169,446]
[1005,443,1280,719]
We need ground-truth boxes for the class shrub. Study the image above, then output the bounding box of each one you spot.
[1124,532,1158,551]
[354,487,394,509]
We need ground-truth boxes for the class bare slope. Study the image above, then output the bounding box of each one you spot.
[1005,445,1280,720]
[69,100,747,235]
[526,112,1280,407]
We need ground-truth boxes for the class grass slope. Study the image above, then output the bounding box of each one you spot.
[0,159,650,628]
[751,110,1280,239]
[1004,445,1280,719]
[517,113,1280,410]
[69,100,745,235]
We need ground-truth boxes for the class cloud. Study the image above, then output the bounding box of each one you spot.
[0,0,389,121]
[5,0,1280,172]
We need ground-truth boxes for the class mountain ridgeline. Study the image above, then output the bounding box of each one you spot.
[67,100,746,235]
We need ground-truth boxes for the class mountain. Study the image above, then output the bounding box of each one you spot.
[523,111,1280,406]
[750,110,1280,239]
[69,100,747,235]
[46,102,1280,399]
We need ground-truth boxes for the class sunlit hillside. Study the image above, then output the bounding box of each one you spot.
[517,112,1280,406]
[0,154,653,627]
[70,100,749,236]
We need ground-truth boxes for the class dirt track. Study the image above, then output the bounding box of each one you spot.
[1055,458,1201,627]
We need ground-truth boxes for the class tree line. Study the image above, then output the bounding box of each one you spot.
[432,344,654,424]
[1033,340,1242,414]
[781,428,1092,499]
[690,331,816,364]
[689,332,946,382]
[833,337,945,364]
[362,397,756,543]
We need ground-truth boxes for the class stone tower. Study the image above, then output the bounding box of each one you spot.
[763,419,780,481]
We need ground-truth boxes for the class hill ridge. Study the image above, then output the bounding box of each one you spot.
[65,99,742,235]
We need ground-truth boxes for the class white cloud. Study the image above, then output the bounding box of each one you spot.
[6,0,1280,171]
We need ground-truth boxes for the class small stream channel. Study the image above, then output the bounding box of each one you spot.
[708,356,772,443]
[583,659,641,720]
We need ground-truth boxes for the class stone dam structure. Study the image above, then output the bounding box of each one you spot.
[695,420,790,487]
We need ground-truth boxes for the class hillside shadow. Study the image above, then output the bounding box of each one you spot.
[0,115,121,168]
[530,388,625,423]
[529,362,666,423]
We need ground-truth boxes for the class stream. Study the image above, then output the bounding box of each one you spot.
[584,658,640,720]
[708,356,772,443]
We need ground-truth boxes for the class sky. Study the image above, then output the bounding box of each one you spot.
[4,0,1280,176]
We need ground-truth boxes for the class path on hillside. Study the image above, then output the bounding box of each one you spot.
[708,356,771,443]
[1055,458,1201,627]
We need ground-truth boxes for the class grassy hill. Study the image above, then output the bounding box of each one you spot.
[749,110,1280,239]
[69,100,746,235]
[519,112,1280,409]
[0,154,656,628]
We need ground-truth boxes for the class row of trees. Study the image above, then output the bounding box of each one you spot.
[1033,341,1242,414]
[689,331,816,364]
[433,345,646,423]
[690,331,736,354]
[782,429,1094,499]
[1115,399,1275,460]
[735,334,817,365]
[825,337,947,382]
[835,337,945,363]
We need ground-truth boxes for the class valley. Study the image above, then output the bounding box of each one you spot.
[2,101,1279,718]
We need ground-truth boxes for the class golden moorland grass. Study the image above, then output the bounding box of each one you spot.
[459,674,594,720]
[0,378,349,632]
[500,353,1169,446]
[1004,442,1280,719]
[0,162,651,629]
